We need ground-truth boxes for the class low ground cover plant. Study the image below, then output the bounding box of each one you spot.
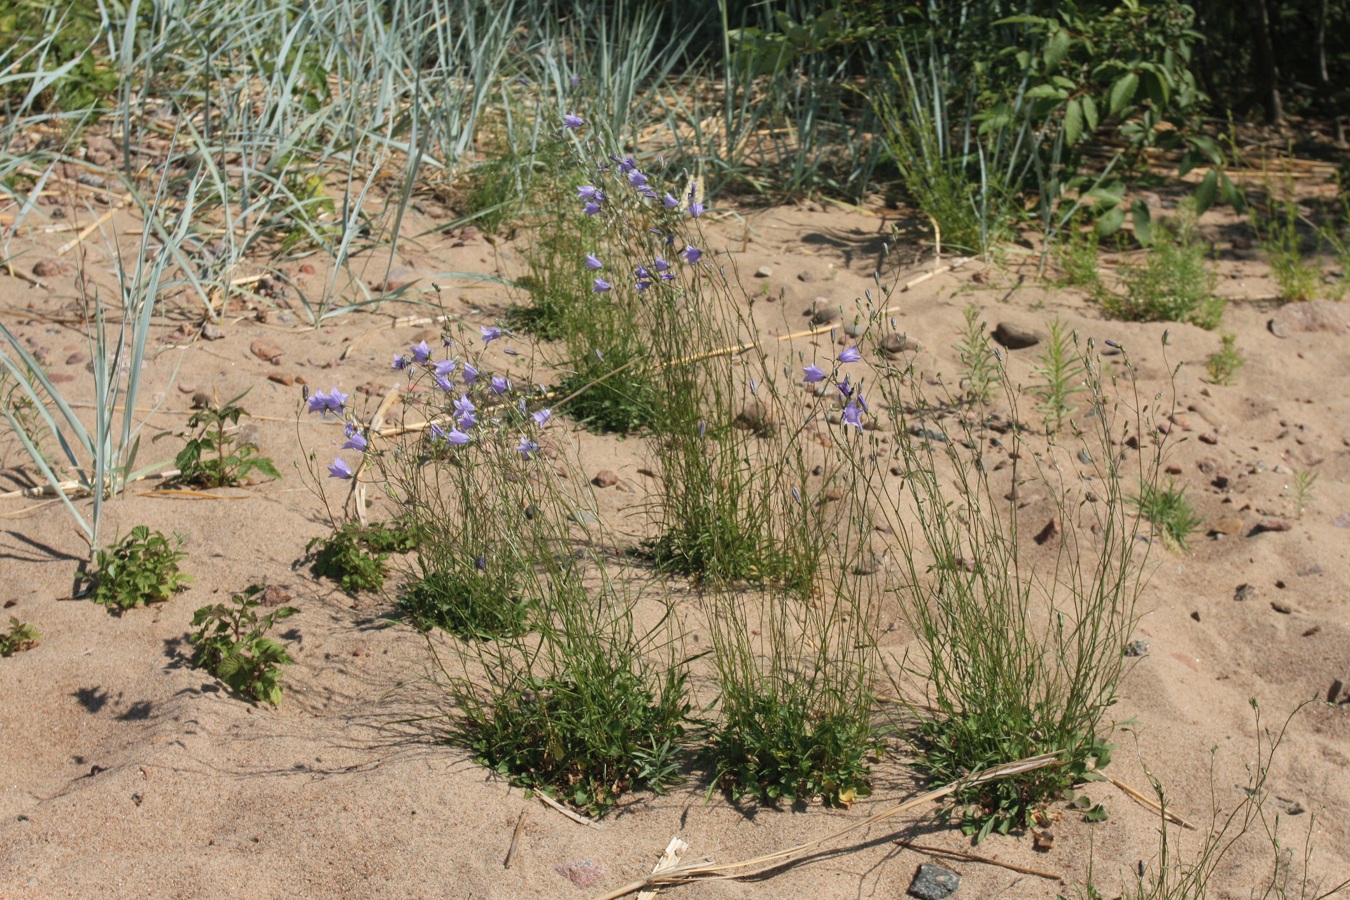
[189,585,299,706]
[1,618,40,656]
[305,519,420,593]
[1205,334,1243,385]
[1097,210,1223,328]
[87,526,191,611]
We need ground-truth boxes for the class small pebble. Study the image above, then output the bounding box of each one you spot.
[908,862,961,900]
[591,469,619,488]
[754,265,772,278]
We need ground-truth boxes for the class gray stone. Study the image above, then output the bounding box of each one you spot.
[754,266,773,278]
[809,298,841,326]
[1269,300,1350,338]
[992,321,1044,349]
[201,322,224,341]
[844,321,866,338]
[908,862,961,900]
[880,332,920,358]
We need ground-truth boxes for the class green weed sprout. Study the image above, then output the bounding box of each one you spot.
[88,526,191,611]
[1132,480,1202,551]
[1027,318,1085,433]
[156,392,279,488]
[1290,469,1318,518]
[1,618,40,657]
[1205,334,1243,385]
[189,585,298,707]
[956,307,999,405]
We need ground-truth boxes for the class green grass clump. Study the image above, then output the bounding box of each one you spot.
[1100,214,1223,329]
[398,566,531,640]
[1132,480,1202,551]
[1,618,40,656]
[858,321,1156,840]
[1205,334,1243,385]
[706,586,882,808]
[554,348,658,434]
[88,526,192,611]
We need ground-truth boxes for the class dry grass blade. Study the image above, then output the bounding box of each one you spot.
[895,840,1061,880]
[503,809,528,869]
[1106,773,1196,830]
[535,790,606,830]
[594,751,1064,900]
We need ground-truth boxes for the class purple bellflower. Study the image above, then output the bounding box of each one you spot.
[327,457,353,479]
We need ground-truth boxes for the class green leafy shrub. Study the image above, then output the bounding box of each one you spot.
[1,618,40,656]
[1100,213,1222,328]
[956,307,999,405]
[189,585,298,706]
[156,393,279,488]
[88,526,191,611]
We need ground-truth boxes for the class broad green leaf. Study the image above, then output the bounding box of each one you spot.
[1131,200,1153,247]
[1082,94,1099,131]
[1195,169,1219,214]
[1220,172,1246,214]
[1064,98,1083,145]
[1044,28,1071,71]
[1109,72,1139,116]
[1097,206,1126,236]
[1025,84,1068,101]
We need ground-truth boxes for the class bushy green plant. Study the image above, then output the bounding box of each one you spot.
[1027,318,1086,433]
[705,587,882,807]
[1132,480,1202,551]
[1100,213,1222,328]
[189,585,298,706]
[1205,334,1243,385]
[87,526,191,611]
[0,617,40,656]
[156,392,279,488]
[1252,171,1326,304]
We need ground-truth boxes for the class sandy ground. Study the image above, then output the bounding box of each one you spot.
[1,176,1348,900]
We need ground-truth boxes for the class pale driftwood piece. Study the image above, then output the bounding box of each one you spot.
[593,752,1063,900]
[636,837,694,900]
[0,470,180,501]
[345,384,401,526]
[535,791,606,830]
[896,840,1061,880]
[57,205,122,255]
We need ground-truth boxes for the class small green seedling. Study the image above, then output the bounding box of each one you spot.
[1290,469,1318,517]
[88,526,191,610]
[157,392,279,487]
[1,617,39,656]
[956,307,999,405]
[1205,334,1243,385]
[189,585,298,706]
[1027,319,1085,433]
